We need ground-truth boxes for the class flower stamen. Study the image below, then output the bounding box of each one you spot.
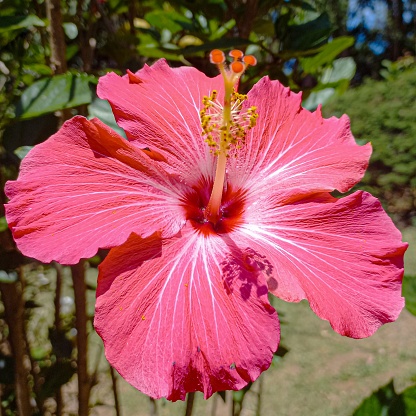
[202,49,258,224]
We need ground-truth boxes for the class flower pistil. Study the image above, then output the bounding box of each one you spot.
[203,49,258,224]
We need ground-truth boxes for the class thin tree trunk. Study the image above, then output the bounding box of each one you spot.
[45,0,67,74]
[71,261,90,416]
[224,0,259,39]
[52,262,64,415]
[45,0,71,123]
[110,366,121,416]
[0,277,33,415]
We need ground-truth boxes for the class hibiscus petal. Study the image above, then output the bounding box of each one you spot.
[239,191,407,338]
[229,77,372,201]
[97,60,223,179]
[94,225,279,401]
[5,116,186,264]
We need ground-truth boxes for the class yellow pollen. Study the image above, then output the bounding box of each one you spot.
[200,89,258,157]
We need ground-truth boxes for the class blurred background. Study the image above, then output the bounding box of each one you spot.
[0,0,415,415]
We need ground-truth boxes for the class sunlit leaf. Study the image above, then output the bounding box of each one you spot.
[63,22,78,40]
[0,270,18,284]
[178,35,203,48]
[137,45,183,61]
[302,88,335,110]
[23,63,53,76]
[0,15,45,33]
[301,37,355,73]
[145,10,193,33]
[211,19,236,40]
[15,73,94,119]
[88,96,126,138]
[31,347,49,360]
[321,57,356,83]
[14,146,33,160]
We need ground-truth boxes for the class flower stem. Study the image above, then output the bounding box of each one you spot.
[185,392,195,416]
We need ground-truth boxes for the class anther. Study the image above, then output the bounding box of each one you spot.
[229,49,244,60]
[210,49,225,64]
[243,55,257,66]
[231,61,244,74]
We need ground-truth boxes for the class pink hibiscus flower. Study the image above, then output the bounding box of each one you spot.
[5,50,407,401]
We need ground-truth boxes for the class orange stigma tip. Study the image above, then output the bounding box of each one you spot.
[231,61,244,73]
[210,49,225,64]
[243,55,257,66]
[229,49,244,60]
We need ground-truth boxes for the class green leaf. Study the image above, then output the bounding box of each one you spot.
[0,15,45,33]
[15,73,94,119]
[210,19,236,40]
[66,44,79,61]
[137,45,183,61]
[14,146,33,160]
[145,10,193,33]
[353,380,416,415]
[63,22,78,40]
[0,217,8,232]
[23,63,53,76]
[395,385,416,415]
[88,96,126,138]
[0,270,18,284]
[353,380,398,415]
[321,57,356,83]
[252,17,275,37]
[302,88,335,110]
[285,13,331,50]
[402,275,416,316]
[301,37,355,74]
[30,347,49,361]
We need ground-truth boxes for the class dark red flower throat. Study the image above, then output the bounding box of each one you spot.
[182,178,246,236]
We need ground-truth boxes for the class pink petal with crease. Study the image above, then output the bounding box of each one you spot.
[95,224,279,401]
[238,191,407,338]
[229,77,372,201]
[5,116,186,264]
[97,60,223,179]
